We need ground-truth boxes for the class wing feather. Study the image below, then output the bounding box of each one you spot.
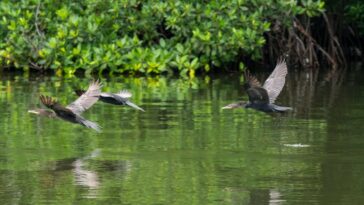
[116,90,132,99]
[243,70,262,88]
[40,95,57,108]
[66,80,102,114]
[262,58,288,103]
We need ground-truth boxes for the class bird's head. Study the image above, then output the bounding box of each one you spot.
[222,101,247,109]
[28,108,56,118]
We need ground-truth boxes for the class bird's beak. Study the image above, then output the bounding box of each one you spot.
[222,105,234,109]
[28,110,39,115]
[222,102,245,109]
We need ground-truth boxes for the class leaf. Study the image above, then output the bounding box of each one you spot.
[160,39,166,47]
[176,43,184,53]
[189,69,195,78]
[48,38,58,49]
[204,64,210,72]
[190,57,199,68]
[56,7,69,20]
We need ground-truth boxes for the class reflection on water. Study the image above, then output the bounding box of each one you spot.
[72,149,100,198]
[0,64,364,204]
[44,150,101,199]
[269,189,285,205]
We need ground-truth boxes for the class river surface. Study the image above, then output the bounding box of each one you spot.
[0,66,364,204]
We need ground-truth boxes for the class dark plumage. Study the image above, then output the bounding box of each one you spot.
[75,89,144,112]
[222,58,292,112]
[29,80,102,132]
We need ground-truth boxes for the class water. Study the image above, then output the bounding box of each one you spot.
[0,66,364,204]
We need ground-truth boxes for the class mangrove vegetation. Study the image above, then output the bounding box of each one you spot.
[0,0,363,76]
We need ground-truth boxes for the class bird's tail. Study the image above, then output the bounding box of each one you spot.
[273,105,292,112]
[80,118,102,132]
[125,101,145,112]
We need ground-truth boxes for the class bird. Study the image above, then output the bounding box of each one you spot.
[28,80,102,132]
[75,88,145,112]
[222,58,292,112]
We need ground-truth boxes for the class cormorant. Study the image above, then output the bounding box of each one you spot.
[75,89,144,112]
[28,80,102,132]
[222,58,292,112]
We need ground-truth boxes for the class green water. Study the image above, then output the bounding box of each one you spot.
[0,67,364,204]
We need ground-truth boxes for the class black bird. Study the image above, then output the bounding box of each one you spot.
[75,89,144,112]
[222,58,292,112]
[28,80,102,132]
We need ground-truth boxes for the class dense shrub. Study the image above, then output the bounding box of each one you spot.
[345,2,364,35]
[0,0,324,76]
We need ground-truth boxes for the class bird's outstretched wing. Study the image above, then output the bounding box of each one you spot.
[243,70,269,104]
[40,95,57,108]
[116,90,132,99]
[243,70,262,88]
[262,58,288,103]
[67,80,102,114]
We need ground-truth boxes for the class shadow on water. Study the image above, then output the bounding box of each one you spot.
[0,63,363,204]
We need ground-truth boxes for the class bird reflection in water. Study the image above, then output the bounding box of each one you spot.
[72,149,101,198]
[47,149,133,199]
[47,149,101,198]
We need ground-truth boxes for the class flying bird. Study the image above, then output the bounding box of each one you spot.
[222,58,292,112]
[28,80,102,132]
[75,89,144,112]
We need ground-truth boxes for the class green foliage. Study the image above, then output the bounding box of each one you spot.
[0,0,324,76]
[345,2,364,35]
